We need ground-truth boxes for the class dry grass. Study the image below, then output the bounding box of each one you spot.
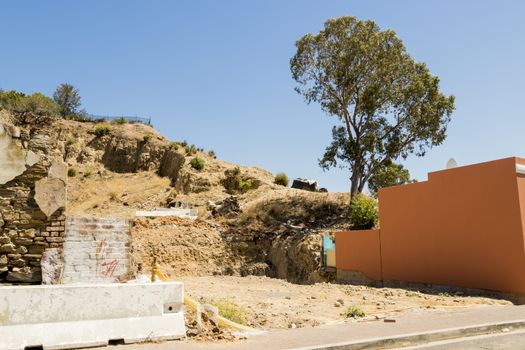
[67,169,171,218]
[212,299,248,326]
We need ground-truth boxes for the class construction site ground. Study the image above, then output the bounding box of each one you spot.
[179,275,511,330]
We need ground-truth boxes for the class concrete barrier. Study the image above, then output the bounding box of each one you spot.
[0,282,186,350]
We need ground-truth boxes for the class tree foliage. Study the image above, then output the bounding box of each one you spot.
[0,90,58,124]
[53,83,81,117]
[290,16,455,196]
[367,162,411,197]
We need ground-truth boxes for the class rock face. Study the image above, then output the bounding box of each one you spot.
[101,137,167,173]
[0,121,66,284]
[158,149,186,186]
[291,178,319,192]
[208,196,241,217]
[0,124,34,184]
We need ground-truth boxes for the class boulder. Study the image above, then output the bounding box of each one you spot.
[291,178,319,192]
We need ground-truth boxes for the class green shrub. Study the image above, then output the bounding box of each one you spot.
[222,166,260,194]
[113,117,127,125]
[222,167,241,193]
[0,90,58,117]
[274,172,289,187]
[349,194,378,230]
[170,141,182,150]
[83,171,92,178]
[143,134,152,142]
[239,179,255,193]
[94,125,111,137]
[213,299,247,326]
[66,138,75,146]
[180,140,188,147]
[190,157,205,171]
[345,306,365,319]
[185,144,197,155]
[67,168,76,177]
[208,150,216,159]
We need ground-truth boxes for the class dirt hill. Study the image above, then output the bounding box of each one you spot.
[8,113,349,283]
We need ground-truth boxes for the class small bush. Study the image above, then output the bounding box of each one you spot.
[222,167,241,193]
[170,141,182,150]
[67,168,76,177]
[349,194,378,230]
[143,133,152,142]
[66,138,75,146]
[221,166,260,194]
[213,299,247,326]
[94,125,111,137]
[239,179,255,193]
[185,144,197,155]
[109,192,118,201]
[113,117,127,125]
[180,140,188,147]
[83,171,92,178]
[190,157,205,171]
[208,150,216,159]
[274,172,289,187]
[345,306,365,319]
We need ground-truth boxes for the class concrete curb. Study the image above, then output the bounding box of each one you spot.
[290,319,525,350]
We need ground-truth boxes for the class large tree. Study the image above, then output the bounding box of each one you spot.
[53,83,81,117]
[290,16,455,196]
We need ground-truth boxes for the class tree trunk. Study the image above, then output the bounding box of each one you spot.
[350,169,361,200]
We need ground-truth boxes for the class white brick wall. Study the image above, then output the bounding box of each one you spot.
[63,217,132,284]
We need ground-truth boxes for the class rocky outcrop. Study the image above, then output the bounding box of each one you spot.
[208,196,241,217]
[0,124,39,184]
[291,178,319,192]
[101,137,167,173]
[158,149,185,186]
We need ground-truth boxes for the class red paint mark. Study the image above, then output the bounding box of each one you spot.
[100,259,119,278]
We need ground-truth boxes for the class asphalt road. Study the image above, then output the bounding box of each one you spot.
[395,329,525,350]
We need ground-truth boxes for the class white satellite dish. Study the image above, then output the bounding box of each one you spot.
[446,158,458,169]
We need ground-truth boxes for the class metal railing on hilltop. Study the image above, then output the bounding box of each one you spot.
[85,113,151,125]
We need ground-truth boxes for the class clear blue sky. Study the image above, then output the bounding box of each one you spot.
[1,1,524,192]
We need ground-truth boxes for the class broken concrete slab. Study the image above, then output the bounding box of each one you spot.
[0,124,28,184]
[136,208,198,219]
[34,176,66,217]
[41,248,64,285]
[48,160,67,180]
[0,282,186,350]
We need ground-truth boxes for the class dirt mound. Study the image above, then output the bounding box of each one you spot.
[5,112,350,284]
[131,216,267,278]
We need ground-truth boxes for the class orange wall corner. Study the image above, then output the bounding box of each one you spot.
[335,230,382,281]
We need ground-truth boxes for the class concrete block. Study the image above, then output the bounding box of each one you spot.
[0,282,186,350]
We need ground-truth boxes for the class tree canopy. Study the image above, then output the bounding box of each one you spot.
[53,83,81,117]
[0,90,58,116]
[290,16,455,196]
[367,162,412,197]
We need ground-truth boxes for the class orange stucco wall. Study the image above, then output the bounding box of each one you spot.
[378,157,525,294]
[335,230,382,281]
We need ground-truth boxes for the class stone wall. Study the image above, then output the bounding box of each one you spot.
[63,216,132,283]
[0,122,67,284]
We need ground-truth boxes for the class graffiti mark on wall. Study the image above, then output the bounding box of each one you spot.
[100,259,119,278]
[95,239,108,276]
